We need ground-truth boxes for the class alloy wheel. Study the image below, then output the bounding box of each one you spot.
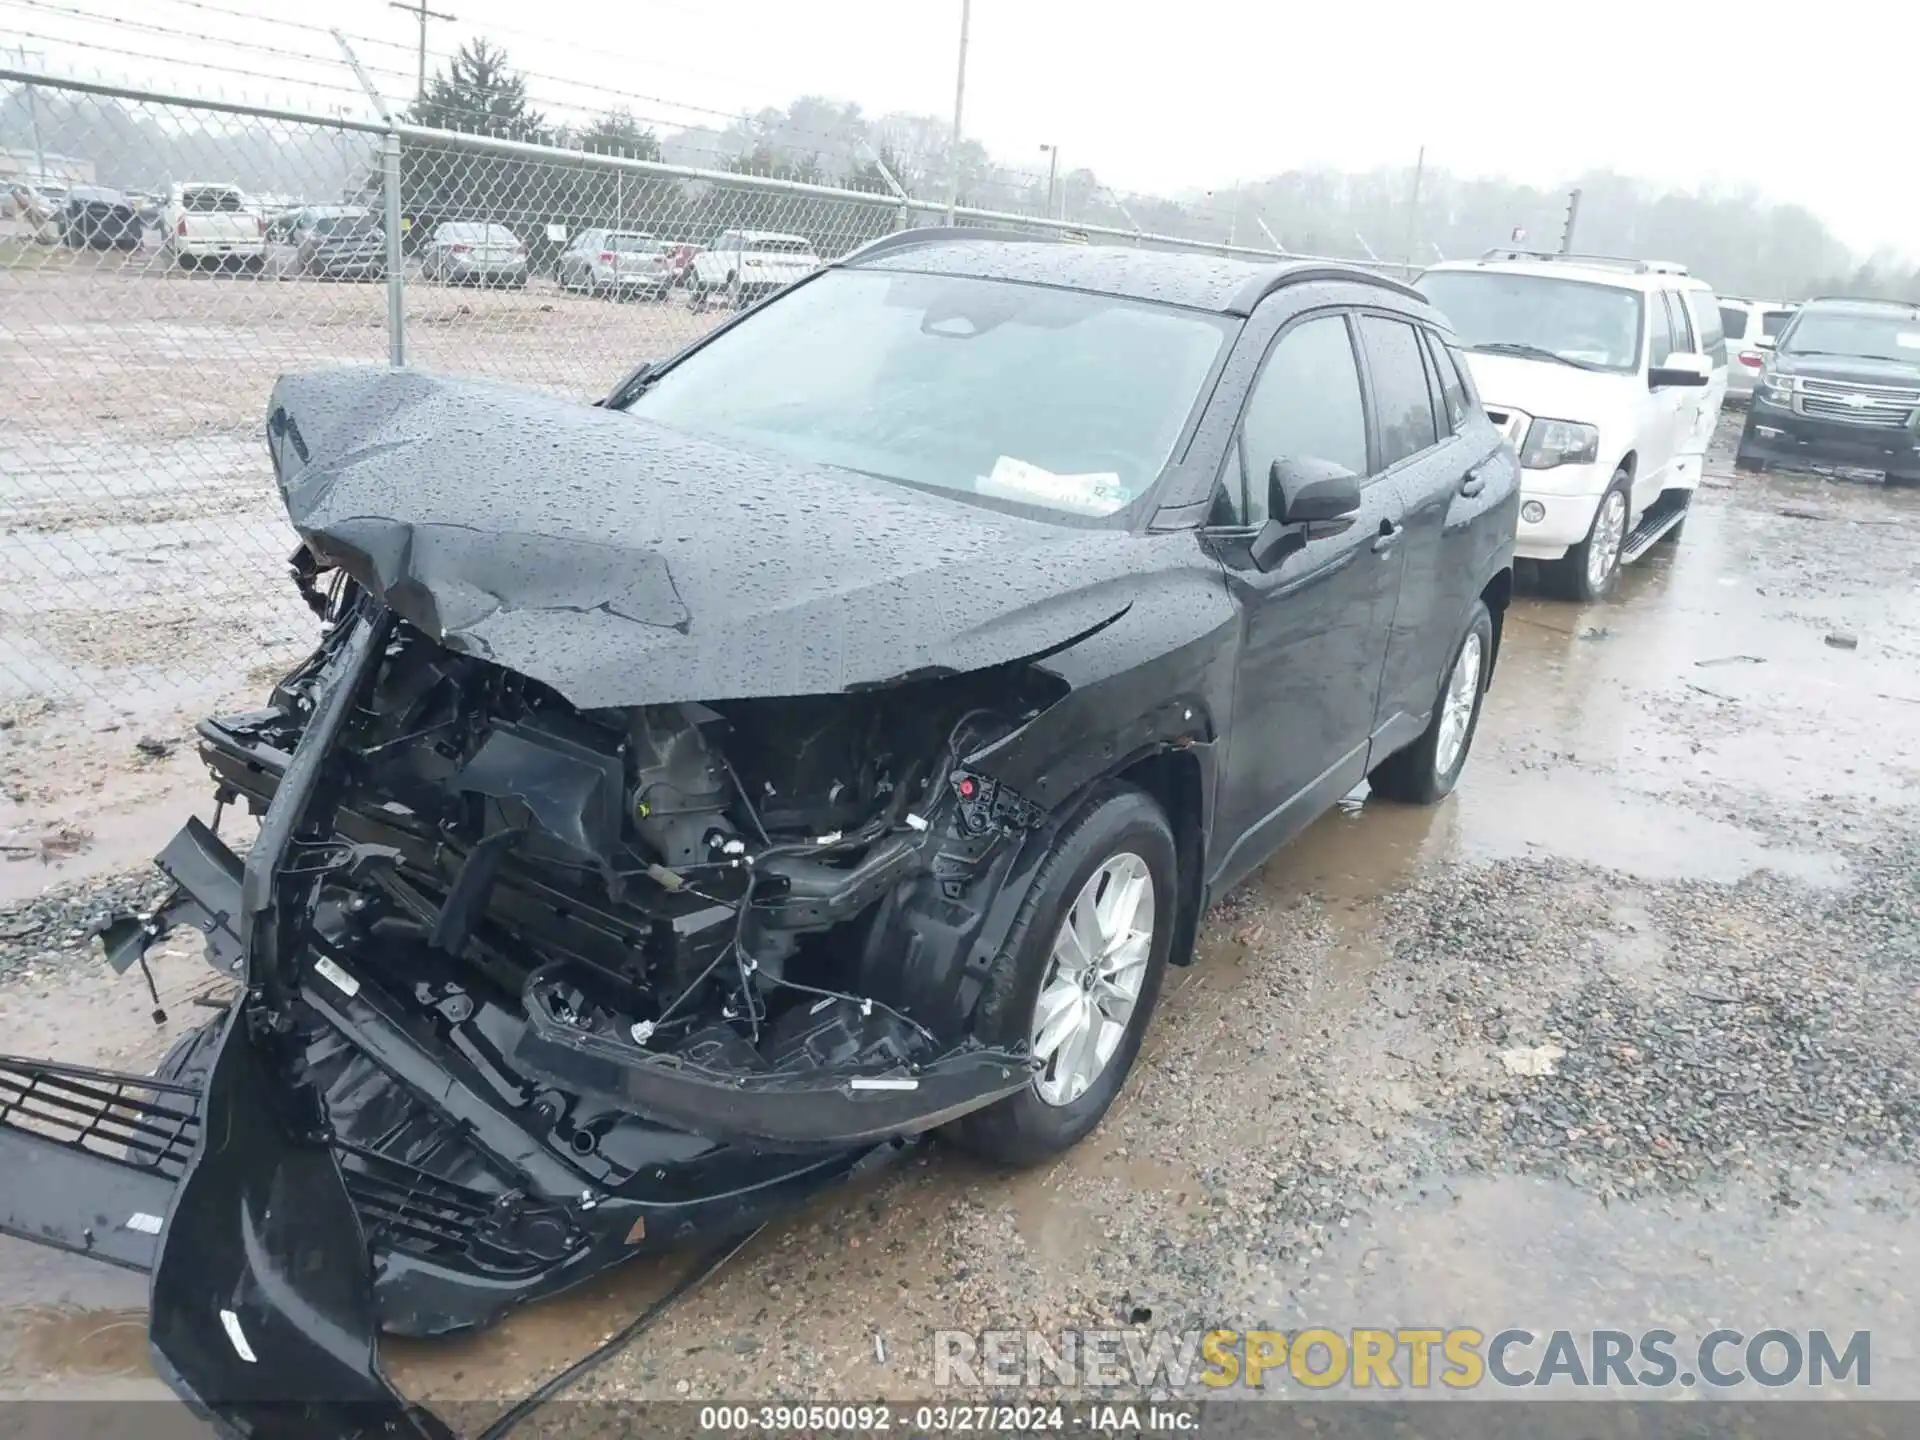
[1030,853,1155,1107]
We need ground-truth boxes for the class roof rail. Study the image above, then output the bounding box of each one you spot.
[835,225,1063,267]
[1476,247,1688,276]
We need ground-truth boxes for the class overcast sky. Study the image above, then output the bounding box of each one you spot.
[13,0,1916,256]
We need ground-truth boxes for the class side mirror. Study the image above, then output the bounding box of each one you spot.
[1246,458,1362,571]
[1649,352,1711,389]
[1271,456,1362,524]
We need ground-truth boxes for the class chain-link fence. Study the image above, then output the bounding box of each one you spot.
[1,65,1391,723]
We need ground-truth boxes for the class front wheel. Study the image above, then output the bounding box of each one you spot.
[1368,598,1494,806]
[1545,470,1630,602]
[945,783,1176,1168]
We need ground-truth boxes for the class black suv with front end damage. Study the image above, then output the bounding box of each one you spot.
[0,230,1517,1437]
[1737,296,1920,484]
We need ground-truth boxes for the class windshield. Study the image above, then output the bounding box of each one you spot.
[605,233,661,253]
[1417,271,1645,373]
[624,268,1230,521]
[1779,310,1920,363]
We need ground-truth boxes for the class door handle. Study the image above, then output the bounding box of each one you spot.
[1371,519,1402,554]
[1459,465,1487,498]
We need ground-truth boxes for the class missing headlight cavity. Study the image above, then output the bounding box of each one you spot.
[202,604,1064,1155]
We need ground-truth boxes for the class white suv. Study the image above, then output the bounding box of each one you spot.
[1718,297,1798,403]
[1416,251,1728,601]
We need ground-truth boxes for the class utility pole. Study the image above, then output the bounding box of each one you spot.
[389,0,455,109]
[1039,143,1059,220]
[1402,143,1425,276]
[11,44,47,184]
[1559,187,1582,254]
[946,0,970,224]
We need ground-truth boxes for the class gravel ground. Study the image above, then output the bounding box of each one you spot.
[2,421,1918,1418]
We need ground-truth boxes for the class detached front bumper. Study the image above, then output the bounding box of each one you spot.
[0,609,1037,1434]
[1742,404,1920,476]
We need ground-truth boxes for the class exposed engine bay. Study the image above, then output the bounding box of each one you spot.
[166,573,1069,1295]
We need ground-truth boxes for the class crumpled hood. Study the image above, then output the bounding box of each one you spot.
[266,366,1150,709]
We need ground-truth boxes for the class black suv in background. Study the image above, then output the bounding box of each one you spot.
[1737,297,1920,484]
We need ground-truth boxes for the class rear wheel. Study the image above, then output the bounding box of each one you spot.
[946,782,1175,1168]
[1368,598,1493,805]
[1544,470,1630,602]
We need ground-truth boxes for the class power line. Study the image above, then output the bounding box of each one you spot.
[1,27,372,102]
[389,0,454,107]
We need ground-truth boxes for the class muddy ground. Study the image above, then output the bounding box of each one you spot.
[1,417,1918,1426]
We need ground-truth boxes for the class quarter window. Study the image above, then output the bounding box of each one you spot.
[1358,315,1438,469]
[1686,291,1727,365]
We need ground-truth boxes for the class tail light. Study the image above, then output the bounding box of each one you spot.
[175,217,188,236]
[1737,351,1764,368]
[599,251,616,264]
[450,243,471,256]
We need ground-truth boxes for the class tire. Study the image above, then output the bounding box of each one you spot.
[1544,468,1630,602]
[945,782,1176,1168]
[1367,598,1494,806]
[1888,472,1920,489]
[1734,424,1766,473]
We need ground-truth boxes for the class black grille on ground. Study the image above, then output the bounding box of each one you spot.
[0,1056,200,1176]
[336,1141,499,1257]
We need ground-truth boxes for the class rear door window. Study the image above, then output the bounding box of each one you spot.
[1357,314,1439,469]
[1761,309,1796,339]
[1719,305,1749,343]
[1664,292,1697,355]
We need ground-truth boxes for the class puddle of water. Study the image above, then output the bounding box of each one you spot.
[1255,1166,1920,1397]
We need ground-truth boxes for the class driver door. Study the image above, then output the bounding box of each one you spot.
[1209,311,1408,892]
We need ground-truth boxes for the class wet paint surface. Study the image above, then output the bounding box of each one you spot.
[3,421,1917,1416]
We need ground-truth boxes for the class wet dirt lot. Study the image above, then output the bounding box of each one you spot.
[1,420,1918,1424]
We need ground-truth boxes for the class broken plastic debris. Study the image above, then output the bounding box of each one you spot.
[629,1020,656,1047]
[1500,1044,1566,1077]
[1824,632,1859,651]
[904,813,930,832]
